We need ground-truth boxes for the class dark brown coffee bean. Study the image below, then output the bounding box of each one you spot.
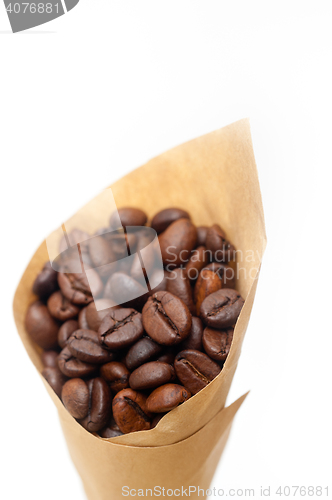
[110,207,148,228]
[42,367,67,398]
[88,236,116,269]
[33,262,58,298]
[129,362,175,391]
[181,317,203,351]
[99,417,124,438]
[203,262,235,289]
[58,320,79,349]
[194,269,222,315]
[185,246,208,281]
[41,350,59,368]
[142,291,192,346]
[151,208,190,235]
[159,218,197,267]
[125,338,163,371]
[67,330,114,364]
[174,349,221,395]
[130,240,155,281]
[78,307,89,329]
[196,226,209,247]
[58,346,97,378]
[58,269,103,305]
[156,348,176,365]
[85,299,119,331]
[61,378,89,419]
[202,327,234,362]
[148,269,169,295]
[104,272,147,309]
[146,384,191,413]
[99,308,144,350]
[151,413,166,428]
[206,224,235,263]
[112,388,151,434]
[80,378,112,432]
[25,300,59,350]
[200,288,244,328]
[47,291,80,321]
[100,362,130,393]
[166,268,195,315]
[105,231,134,260]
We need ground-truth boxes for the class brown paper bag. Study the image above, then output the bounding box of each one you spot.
[13,118,266,498]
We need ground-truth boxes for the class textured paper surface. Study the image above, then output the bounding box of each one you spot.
[13,118,266,498]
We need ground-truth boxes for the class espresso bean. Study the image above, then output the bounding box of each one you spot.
[202,327,234,362]
[149,269,169,295]
[58,346,97,378]
[88,236,116,269]
[206,224,235,263]
[156,348,176,365]
[104,272,147,309]
[146,384,191,413]
[110,207,148,228]
[130,241,155,281]
[61,378,89,419]
[32,262,58,298]
[129,362,175,391]
[58,320,79,349]
[142,291,192,346]
[196,226,209,247]
[194,269,222,315]
[174,349,221,395]
[85,299,118,331]
[112,388,151,434]
[200,288,244,328]
[181,317,203,351]
[67,330,114,364]
[166,268,195,315]
[151,208,190,235]
[159,218,197,267]
[125,338,163,371]
[185,246,208,281]
[25,300,59,350]
[78,307,89,329]
[99,308,144,350]
[41,350,59,368]
[105,231,134,260]
[100,362,130,393]
[58,269,103,305]
[99,417,124,438]
[204,262,235,289]
[80,378,112,432]
[47,291,80,321]
[42,367,67,398]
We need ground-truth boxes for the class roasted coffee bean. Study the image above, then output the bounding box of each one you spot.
[58,320,79,349]
[42,367,67,398]
[151,413,166,428]
[58,346,97,378]
[206,224,235,263]
[194,269,222,315]
[104,272,147,308]
[105,231,134,260]
[125,338,163,371]
[185,246,208,281]
[78,307,89,329]
[80,378,112,432]
[99,308,144,350]
[67,330,114,364]
[99,417,124,438]
[196,226,209,247]
[149,269,169,295]
[156,348,176,365]
[32,262,58,298]
[166,268,195,315]
[146,384,191,413]
[129,362,175,391]
[41,350,59,368]
[85,299,118,331]
[25,300,59,350]
[61,378,89,419]
[100,362,130,393]
[200,288,244,328]
[88,236,116,269]
[47,291,80,321]
[151,208,190,235]
[142,291,192,346]
[130,241,155,281]
[159,218,197,267]
[112,388,151,434]
[204,262,235,289]
[202,327,234,362]
[174,349,221,395]
[58,269,103,305]
[181,317,203,351]
[110,207,148,228]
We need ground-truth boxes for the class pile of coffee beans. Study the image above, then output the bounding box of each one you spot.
[25,207,244,436]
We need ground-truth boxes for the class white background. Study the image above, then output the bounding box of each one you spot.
[1,1,332,499]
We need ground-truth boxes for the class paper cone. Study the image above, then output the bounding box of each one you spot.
[13,118,266,498]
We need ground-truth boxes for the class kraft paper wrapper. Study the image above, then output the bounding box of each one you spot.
[13,118,266,499]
